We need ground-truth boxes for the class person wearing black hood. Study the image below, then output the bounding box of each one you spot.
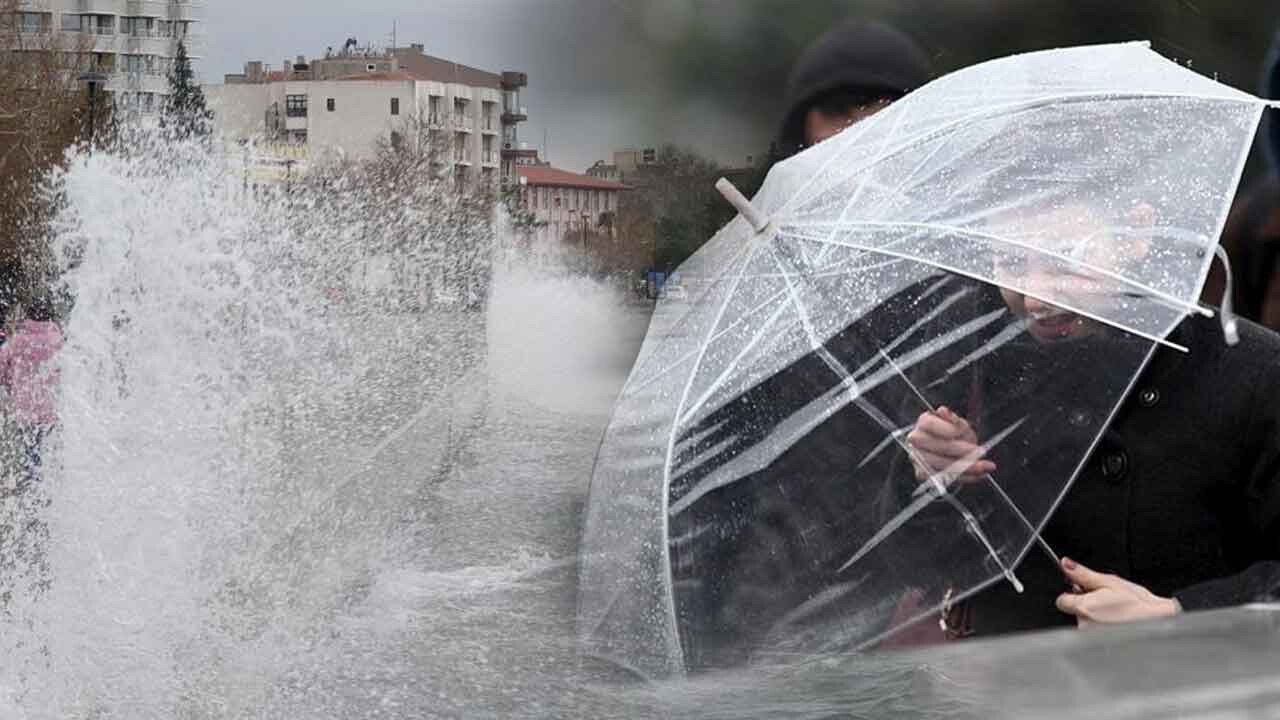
[777,19,933,156]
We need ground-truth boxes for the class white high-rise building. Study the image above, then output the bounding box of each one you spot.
[9,0,205,116]
[205,44,533,188]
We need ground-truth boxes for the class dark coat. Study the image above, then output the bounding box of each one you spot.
[1202,27,1280,328]
[965,314,1280,635]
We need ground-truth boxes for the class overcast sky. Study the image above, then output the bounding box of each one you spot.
[203,0,769,172]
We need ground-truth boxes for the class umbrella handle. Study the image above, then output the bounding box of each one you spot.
[715,178,771,234]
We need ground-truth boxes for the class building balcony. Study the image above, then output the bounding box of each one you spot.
[169,0,206,22]
[481,118,498,134]
[76,0,121,13]
[450,116,471,132]
[453,153,472,166]
[501,107,527,123]
[125,34,174,55]
[12,29,54,47]
[126,0,168,16]
[104,71,167,95]
[426,113,444,128]
[77,32,123,54]
[501,143,538,159]
[481,150,498,166]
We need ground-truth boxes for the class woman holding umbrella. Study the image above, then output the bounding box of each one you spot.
[905,201,1280,639]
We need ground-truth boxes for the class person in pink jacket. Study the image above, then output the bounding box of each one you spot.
[0,295,64,440]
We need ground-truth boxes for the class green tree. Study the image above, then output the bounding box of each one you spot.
[161,41,212,140]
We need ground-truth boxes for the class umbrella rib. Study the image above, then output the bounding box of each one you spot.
[623,238,759,395]
[768,247,1028,590]
[812,103,914,266]
[926,320,1028,388]
[658,231,764,671]
[667,308,1008,515]
[881,347,1062,569]
[815,121,957,268]
[783,229,1191,352]
[629,249,902,397]
[675,297,792,427]
[836,417,1027,575]
[792,220,1210,320]
[779,89,1270,216]
[777,99,903,222]
[855,287,976,377]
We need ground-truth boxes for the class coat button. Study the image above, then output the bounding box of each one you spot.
[1100,451,1128,484]
[1138,388,1160,407]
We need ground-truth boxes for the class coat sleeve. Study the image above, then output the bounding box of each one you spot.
[1173,342,1280,611]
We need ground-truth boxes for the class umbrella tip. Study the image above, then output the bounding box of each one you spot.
[715,178,772,234]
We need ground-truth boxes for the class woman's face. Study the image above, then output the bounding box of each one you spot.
[990,204,1149,344]
[996,258,1103,343]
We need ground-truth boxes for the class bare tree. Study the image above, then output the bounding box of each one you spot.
[0,1,90,292]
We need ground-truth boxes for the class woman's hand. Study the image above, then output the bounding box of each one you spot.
[1055,557,1181,626]
[905,406,996,484]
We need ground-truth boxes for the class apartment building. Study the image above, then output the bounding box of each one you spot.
[207,43,534,187]
[9,0,205,116]
[515,165,628,244]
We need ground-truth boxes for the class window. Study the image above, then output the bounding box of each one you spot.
[291,130,308,144]
[60,13,82,32]
[326,98,335,112]
[19,13,49,33]
[121,17,154,36]
[390,97,399,116]
[428,96,442,125]
[285,94,307,118]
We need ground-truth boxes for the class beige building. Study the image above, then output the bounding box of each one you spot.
[515,165,628,244]
[206,44,534,187]
[9,0,205,116]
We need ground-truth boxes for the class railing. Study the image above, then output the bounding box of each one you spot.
[169,0,207,21]
[482,150,496,164]
[126,0,169,16]
[427,113,443,126]
[76,0,121,13]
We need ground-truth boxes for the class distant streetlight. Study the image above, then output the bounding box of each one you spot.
[77,71,109,148]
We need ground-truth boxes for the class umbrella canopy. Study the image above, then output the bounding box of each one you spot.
[578,42,1279,680]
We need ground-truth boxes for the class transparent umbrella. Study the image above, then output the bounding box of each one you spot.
[577,42,1280,680]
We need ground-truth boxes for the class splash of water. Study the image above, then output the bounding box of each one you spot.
[0,136,496,717]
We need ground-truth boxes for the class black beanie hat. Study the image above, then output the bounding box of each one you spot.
[778,19,933,155]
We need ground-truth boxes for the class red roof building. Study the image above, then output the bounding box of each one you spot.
[516,166,630,243]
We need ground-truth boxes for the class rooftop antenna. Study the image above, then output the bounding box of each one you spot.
[392,19,397,52]
[543,128,548,163]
